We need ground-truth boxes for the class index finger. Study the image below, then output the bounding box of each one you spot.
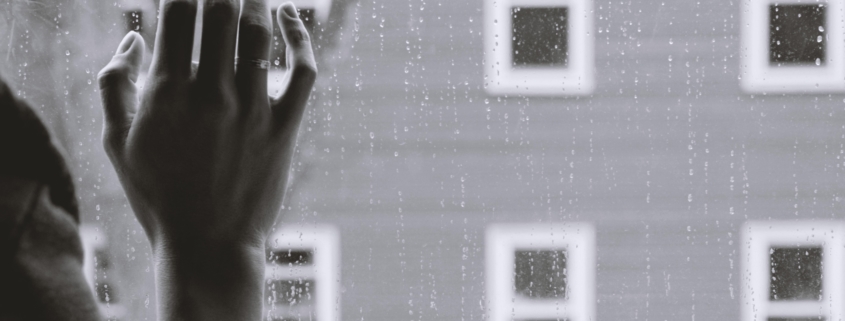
[150,0,198,79]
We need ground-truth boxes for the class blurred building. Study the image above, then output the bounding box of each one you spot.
[3,0,845,320]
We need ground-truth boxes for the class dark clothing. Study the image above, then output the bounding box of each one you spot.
[0,76,101,320]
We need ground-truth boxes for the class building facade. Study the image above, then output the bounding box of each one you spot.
[2,0,843,320]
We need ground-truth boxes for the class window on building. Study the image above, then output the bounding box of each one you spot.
[741,221,844,321]
[79,226,127,321]
[486,223,594,321]
[265,225,340,321]
[484,0,593,95]
[741,0,845,92]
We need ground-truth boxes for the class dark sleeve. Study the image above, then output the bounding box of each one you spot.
[0,75,102,321]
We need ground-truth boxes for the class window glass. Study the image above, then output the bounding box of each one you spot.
[265,226,338,321]
[770,247,823,301]
[123,10,143,32]
[742,0,843,91]
[768,4,825,65]
[511,7,568,67]
[6,0,845,321]
[514,249,568,298]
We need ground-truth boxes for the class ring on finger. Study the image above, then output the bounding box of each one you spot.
[235,58,271,70]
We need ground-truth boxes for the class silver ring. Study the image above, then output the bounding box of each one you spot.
[236,58,271,70]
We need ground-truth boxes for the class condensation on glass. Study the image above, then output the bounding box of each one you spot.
[510,7,568,68]
[768,4,825,65]
[769,247,822,301]
[514,249,568,299]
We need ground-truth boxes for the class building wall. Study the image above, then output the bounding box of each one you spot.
[286,0,845,320]
[3,0,842,320]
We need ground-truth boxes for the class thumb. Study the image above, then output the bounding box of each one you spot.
[97,31,145,154]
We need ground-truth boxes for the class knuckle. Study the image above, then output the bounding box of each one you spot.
[97,65,129,88]
[239,20,273,42]
[284,25,311,46]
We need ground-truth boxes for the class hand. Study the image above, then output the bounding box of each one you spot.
[96,0,316,320]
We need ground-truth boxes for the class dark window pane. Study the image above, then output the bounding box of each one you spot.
[269,249,313,265]
[768,318,825,321]
[769,4,825,65]
[266,279,315,306]
[511,7,568,67]
[770,247,822,301]
[123,10,142,32]
[271,9,317,68]
[514,249,567,299]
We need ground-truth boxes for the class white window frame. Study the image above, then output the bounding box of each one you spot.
[79,226,127,320]
[740,0,845,93]
[741,221,845,321]
[486,223,595,321]
[265,224,340,321]
[484,0,594,96]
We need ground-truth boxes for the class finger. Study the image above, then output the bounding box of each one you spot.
[235,0,272,104]
[197,0,240,83]
[150,0,197,79]
[97,32,145,154]
[271,2,317,127]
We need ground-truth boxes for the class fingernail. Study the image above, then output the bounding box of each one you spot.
[116,32,137,55]
[282,2,298,19]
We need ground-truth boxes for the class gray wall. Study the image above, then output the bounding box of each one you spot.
[288,0,844,320]
[3,0,842,320]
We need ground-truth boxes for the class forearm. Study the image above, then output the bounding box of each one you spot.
[153,241,266,321]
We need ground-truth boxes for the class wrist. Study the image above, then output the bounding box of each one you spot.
[153,240,266,321]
